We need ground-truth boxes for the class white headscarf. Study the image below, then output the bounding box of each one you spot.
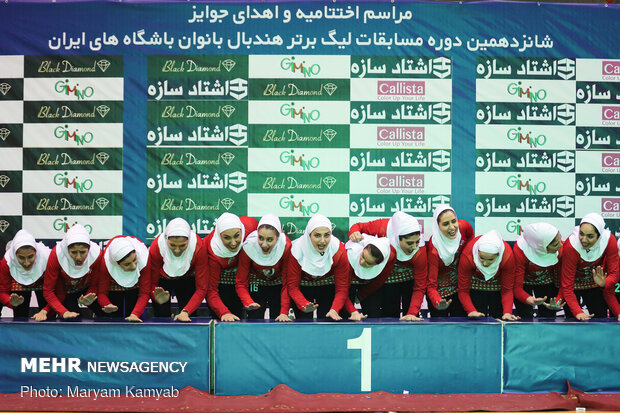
[568,213,611,262]
[472,230,505,281]
[210,212,245,259]
[56,224,101,279]
[386,211,425,262]
[157,217,198,277]
[516,223,559,267]
[4,229,51,286]
[242,214,287,267]
[346,235,391,280]
[291,214,341,277]
[104,236,149,288]
[431,204,462,266]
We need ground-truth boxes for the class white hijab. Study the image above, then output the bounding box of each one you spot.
[472,230,505,281]
[157,217,198,277]
[431,204,462,266]
[210,212,245,259]
[4,229,51,286]
[56,224,101,279]
[386,211,425,262]
[291,214,341,277]
[346,235,391,280]
[568,213,611,262]
[242,214,287,267]
[516,223,559,267]
[104,236,149,288]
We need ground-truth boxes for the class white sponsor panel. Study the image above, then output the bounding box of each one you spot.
[0,193,22,215]
[476,125,575,150]
[0,101,23,123]
[349,216,433,241]
[249,55,350,78]
[0,56,24,78]
[248,101,350,124]
[476,79,576,103]
[23,215,123,239]
[475,217,575,241]
[22,171,123,193]
[248,193,349,217]
[577,103,620,127]
[576,150,620,173]
[475,172,575,195]
[576,195,620,220]
[351,124,451,149]
[23,123,123,148]
[350,172,450,195]
[350,78,452,101]
[248,148,349,172]
[577,58,620,81]
[24,78,124,101]
[0,148,23,170]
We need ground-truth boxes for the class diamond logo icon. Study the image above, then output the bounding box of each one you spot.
[96,59,111,72]
[0,175,10,188]
[222,59,236,72]
[220,198,235,210]
[221,152,235,165]
[221,105,235,118]
[96,152,110,165]
[96,105,110,118]
[0,128,10,141]
[95,197,109,210]
[0,83,11,96]
[323,83,337,96]
[322,176,336,189]
[0,220,9,233]
[323,129,337,142]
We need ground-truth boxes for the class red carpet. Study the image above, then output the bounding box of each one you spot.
[2,383,618,412]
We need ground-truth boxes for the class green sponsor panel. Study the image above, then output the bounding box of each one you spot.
[351,101,451,124]
[147,55,248,78]
[350,149,451,172]
[147,77,249,101]
[0,171,22,192]
[0,79,23,100]
[22,193,122,216]
[475,57,576,80]
[24,101,123,123]
[24,56,123,77]
[476,102,576,125]
[475,149,575,172]
[146,163,248,195]
[475,194,575,218]
[576,174,620,196]
[148,147,247,170]
[349,194,450,218]
[576,127,620,150]
[248,172,349,193]
[22,148,122,170]
[249,79,349,100]
[277,217,350,242]
[0,124,23,147]
[248,124,350,148]
[0,216,22,244]
[350,56,452,79]
[576,82,620,104]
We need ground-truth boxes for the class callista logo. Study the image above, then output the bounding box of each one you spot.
[602,198,620,213]
[602,61,620,76]
[506,219,523,235]
[280,57,321,78]
[602,153,620,170]
[55,80,94,100]
[53,219,93,234]
[279,195,319,216]
[280,103,320,123]
[54,125,94,146]
[506,174,546,195]
[53,172,93,193]
[377,126,425,142]
[507,81,546,103]
[377,81,425,96]
[280,150,319,171]
[602,106,620,121]
[507,127,547,148]
[377,174,424,189]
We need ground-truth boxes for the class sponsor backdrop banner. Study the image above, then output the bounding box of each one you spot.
[0,2,619,244]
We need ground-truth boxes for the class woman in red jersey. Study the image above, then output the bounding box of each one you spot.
[236,214,292,321]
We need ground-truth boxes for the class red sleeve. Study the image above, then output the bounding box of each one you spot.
[85,251,103,296]
[460,220,475,243]
[345,297,357,314]
[132,261,153,317]
[278,241,292,316]
[235,250,254,308]
[512,243,531,304]
[184,237,208,315]
[97,261,112,308]
[499,244,516,315]
[560,240,583,316]
[148,237,164,300]
[43,247,69,315]
[425,240,442,308]
[356,248,396,302]
[602,235,620,316]
[205,234,232,318]
[348,219,389,238]
[457,240,477,314]
[0,259,12,307]
[329,244,351,312]
[286,251,309,310]
[407,246,429,316]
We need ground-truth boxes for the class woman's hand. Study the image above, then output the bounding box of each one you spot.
[325,309,342,321]
[542,297,565,311]
[125,314,143,323]
[400,314,423,321]
[526,296,547,306]
[244,302,261,311]
[153,287,170,304]
[593,266,606,288]
[349,231,363,242]
[275,313,292,322]
[349,311,367,321]
[576,312,594,321]
[174,310,191,322]
[220,313,240,322]
[468,311,485,318]
[502,313,520,321]
[31,309,47,322]
[9,293,25,307]
[78,293,96,307]
[302,301,318,313]
[102,304,118,313]
[435,298,452,311]
[62,311,80,319]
